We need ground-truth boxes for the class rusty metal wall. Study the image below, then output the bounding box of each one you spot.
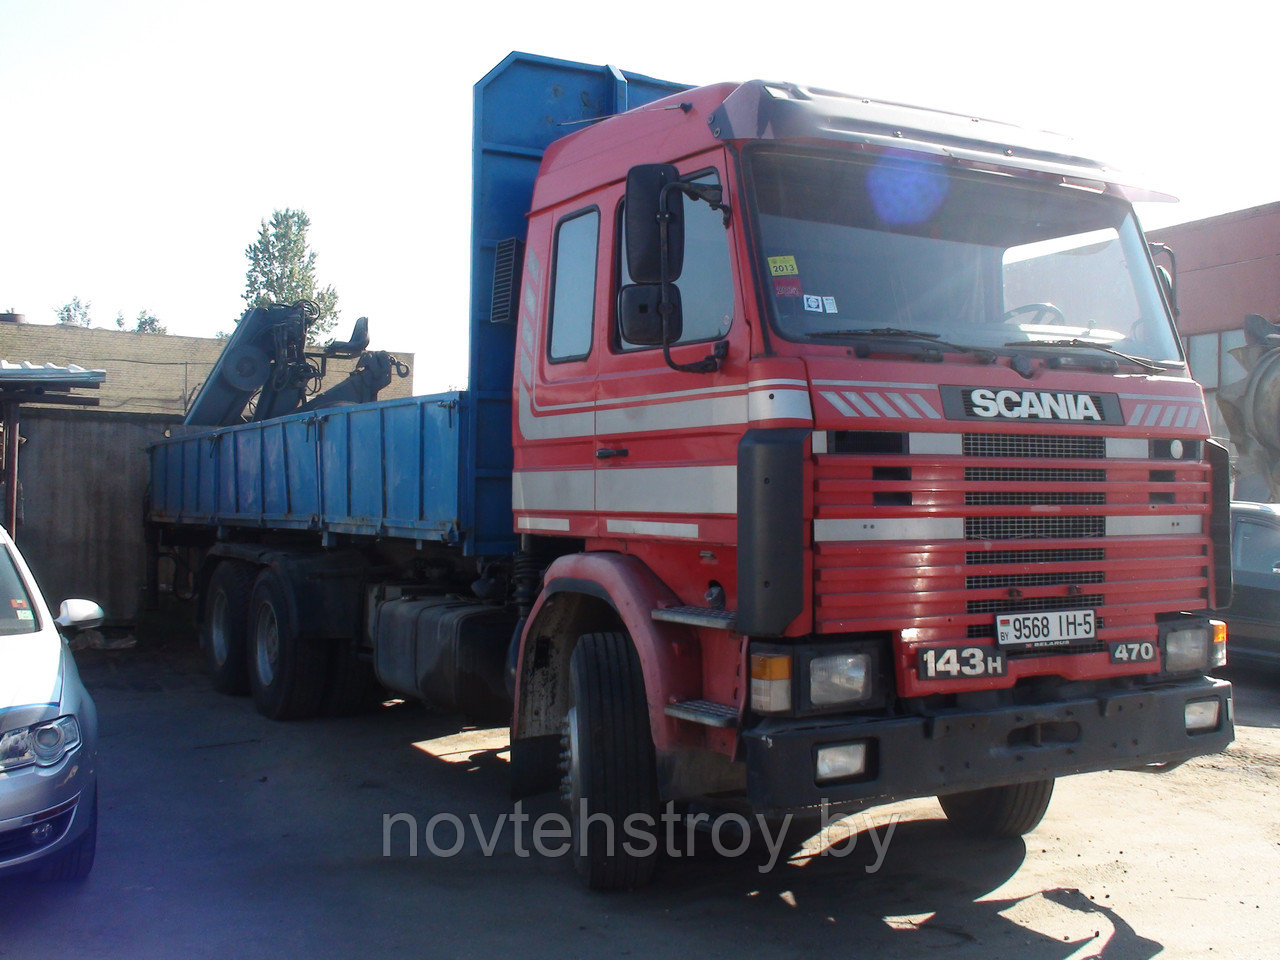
[13,408,179,623]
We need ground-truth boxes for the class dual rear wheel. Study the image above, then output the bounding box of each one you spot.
[200,562,379,719]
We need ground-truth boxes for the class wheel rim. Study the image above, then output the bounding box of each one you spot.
[209,590,230,667]
[560,706,583,809]
[254,603,279,687]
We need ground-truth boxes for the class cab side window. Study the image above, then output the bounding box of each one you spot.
[548,209,599,362]
[618,173,733,348]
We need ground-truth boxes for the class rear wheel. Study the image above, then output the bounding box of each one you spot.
[938,779,1055,839]
[560,632,659,890]
[247,569,328,720]
[200,561,256,695]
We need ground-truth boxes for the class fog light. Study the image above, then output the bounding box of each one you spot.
[815,741,868,783]
[751,653,792,714]
[1165,627,1211,673]
[1185,698,1221,733]
[29,822,54,846]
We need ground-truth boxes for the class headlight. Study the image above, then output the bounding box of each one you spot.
[0,716,82,772]
[810,653,872,707]
[1165,626,1212,673]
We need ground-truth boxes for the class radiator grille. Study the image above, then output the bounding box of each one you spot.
[966,490,1105,507]
[966,516,1106,540]
[966,466,1106,484]
[964,434,1106,459]
[966,570,1105,590]
[966,593,1105,616]
[967,548,1106,565]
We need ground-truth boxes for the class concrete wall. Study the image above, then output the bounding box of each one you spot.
[12,407,180,623]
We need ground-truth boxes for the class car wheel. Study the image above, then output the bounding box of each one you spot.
[247,569,328,720]
[560,631,659,890]
[39,788,97,881]
[200,561,256,695]
[938,779,1055,839]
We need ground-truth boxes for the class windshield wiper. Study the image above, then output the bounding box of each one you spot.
[1004,338,1178,374]
[807,327,996,362]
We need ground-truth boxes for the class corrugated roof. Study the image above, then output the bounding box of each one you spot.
[0,360,106,385]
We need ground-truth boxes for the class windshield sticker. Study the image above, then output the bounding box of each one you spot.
[768,255,799,277]
[773,277,802,297]
[16,609,32,621]
[10,599,26,608]
[823,296,838,313]
[803,295,825,312]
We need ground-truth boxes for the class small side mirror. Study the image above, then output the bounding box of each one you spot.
[618,284,683,346]
[625,164,684,283]
[55,599,105,632]
[1155,265,1177,317]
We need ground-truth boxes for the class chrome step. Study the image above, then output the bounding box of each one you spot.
[664,699,739,728]
[651,605,737,630]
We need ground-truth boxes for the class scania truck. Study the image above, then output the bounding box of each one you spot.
[148,52,1234,889]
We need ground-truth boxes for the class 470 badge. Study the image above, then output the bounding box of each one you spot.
[918,645,1007,680]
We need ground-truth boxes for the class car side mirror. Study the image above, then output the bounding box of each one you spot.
[55,599,105,632]
[618,283,683,346]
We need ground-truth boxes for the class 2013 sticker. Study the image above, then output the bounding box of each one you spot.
[768,255,799,277]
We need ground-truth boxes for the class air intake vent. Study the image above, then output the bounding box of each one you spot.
[963,434,1106,459]
[966,491,1105,507]
[967,593,1105,616]
[966,548,1106,565]
[966,467,1105,484]
[489,237,524,325]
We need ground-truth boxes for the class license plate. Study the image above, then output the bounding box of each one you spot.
[996,608,1095,648]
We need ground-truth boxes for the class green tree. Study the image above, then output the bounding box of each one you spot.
[56,296,92,326]
[133,310,166,334]
[242,209,340,342]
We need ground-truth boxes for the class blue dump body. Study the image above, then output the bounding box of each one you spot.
[148,53,687,556]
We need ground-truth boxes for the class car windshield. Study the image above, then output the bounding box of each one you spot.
[0,544,38,635]
[745,147,1182,364]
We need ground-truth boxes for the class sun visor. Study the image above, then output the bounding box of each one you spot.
[707,80,1175,204]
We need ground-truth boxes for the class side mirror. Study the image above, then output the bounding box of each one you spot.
[1155,265,1177,317]
[55,599,105,632]
[625,164,684,283]
[618,284,683,346]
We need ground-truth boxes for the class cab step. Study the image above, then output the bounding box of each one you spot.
[651,605,737,630]
[664,699,739,728]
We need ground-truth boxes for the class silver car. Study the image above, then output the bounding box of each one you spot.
[0,526,103,880]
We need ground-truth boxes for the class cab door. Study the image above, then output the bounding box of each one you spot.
[592,158,748,553]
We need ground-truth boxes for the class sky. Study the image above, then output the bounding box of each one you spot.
[3,0,1279,394]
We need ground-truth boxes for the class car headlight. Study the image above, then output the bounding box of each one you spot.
[810,652,873,707]
[0,716,82,772]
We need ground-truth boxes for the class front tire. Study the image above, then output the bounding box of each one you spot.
[200,561,256,695]
[561,632,659,891]
[938,779,1055,839]
[247,569,328,720]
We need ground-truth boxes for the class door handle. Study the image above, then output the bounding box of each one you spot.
[595,448,629,460]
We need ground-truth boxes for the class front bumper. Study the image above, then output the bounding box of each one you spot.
[0,743,96,876]
[742,677,1233,817]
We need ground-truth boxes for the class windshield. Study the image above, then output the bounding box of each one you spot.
[0,545,38,636]
[746,148,1182,364]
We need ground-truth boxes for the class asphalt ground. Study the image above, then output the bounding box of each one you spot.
[2,627,1277,960]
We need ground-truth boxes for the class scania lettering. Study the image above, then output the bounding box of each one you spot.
[147,53,1234,891]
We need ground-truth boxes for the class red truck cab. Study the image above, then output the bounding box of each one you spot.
[509,77,1233,889]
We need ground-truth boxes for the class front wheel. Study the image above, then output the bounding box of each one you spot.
[560,632,660,891]
[938,779,1055,839]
